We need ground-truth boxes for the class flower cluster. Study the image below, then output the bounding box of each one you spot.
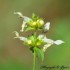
[14,12,64,61]
[14,12,50,32]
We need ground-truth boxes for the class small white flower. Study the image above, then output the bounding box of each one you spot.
[43,37,64,45]
[13,31,19,38]
[43,37,54,44]
[13,31,27,41]
[43,44,52,52]
[24,17,31,23]
[42,37,64,52]
[19,37,27,41]
[37,34,45,40]
[54,40,64,45]
[44,22,50,31]
[14,12,23,17]
[20,21,26,32]
[14,12,31,23]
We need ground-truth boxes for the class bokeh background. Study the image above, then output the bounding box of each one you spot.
[0,0,70,70]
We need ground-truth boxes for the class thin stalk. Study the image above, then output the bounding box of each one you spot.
[33,47,36,70]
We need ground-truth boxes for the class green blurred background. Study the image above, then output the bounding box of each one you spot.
[0,0,70,70]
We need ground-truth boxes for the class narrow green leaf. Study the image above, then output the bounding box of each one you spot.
[35,47,44,61]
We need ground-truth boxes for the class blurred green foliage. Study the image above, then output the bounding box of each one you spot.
[0,0,70,70]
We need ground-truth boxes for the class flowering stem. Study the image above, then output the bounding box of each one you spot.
[33,47,36,70]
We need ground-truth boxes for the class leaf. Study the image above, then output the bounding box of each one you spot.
[25,27,35,32]
[35,47,44,61]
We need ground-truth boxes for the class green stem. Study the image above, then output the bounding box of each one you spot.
[33,47,36,70]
